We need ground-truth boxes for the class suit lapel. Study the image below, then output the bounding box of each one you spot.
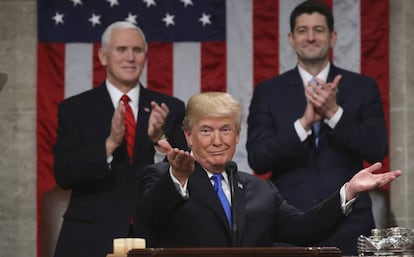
[287,68,308,117]
[189,164,233,233]
[93,84,116,139]
[132,85,152,161]
[233,175,246,246]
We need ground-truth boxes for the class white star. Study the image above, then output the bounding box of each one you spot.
[125,13,138,24]
[88,13,101,26]
[180,0,193,7]
[143,0,156,8]
[162,13,175,27]
[70,0,82,6]
[199,13,211,26]
[107,0,119,7]
[52,12,64,25]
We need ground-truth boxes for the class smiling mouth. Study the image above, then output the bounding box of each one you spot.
[208,150,227,156]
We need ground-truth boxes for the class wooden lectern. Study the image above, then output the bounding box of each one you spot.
[128,247,342,257]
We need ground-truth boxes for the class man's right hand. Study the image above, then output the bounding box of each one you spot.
[158,140,195,186]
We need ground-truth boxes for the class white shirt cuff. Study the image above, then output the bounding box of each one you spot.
[340,182,357,215]
[294,119,312,142]
[169,168,189,199]
[324,106,343,128]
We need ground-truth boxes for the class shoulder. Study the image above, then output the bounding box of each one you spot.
[237,172,277,191]
[58,84,107,110]
[254,68,298,92]
[141,87,184,107]
[331,65,376,85]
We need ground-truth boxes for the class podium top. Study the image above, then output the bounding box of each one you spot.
[128,247,342,257]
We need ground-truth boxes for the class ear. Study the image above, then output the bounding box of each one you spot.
[184,129,192,148]
[330,31,337,48]
[288,32,295,48]
[98,48,107,66]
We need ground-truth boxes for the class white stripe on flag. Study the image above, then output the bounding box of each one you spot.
[227,0,253,173]
[65,43,93,98]
[173,42,201,104]
[279,0,303,74]
[333,0,361,73]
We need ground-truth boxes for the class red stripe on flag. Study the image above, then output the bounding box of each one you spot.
[252,0,279,180]
[36,43,65,257]
[146,43,173,95]
[93,43,106,88]
[253,0,279,86]
[361,0,390,177]
[201,42,226,92]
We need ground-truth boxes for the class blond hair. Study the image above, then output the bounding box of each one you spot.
[183,92,242,132]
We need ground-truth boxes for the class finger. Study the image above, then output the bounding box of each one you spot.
[332,74,342,88]
[157,139,172,152]
[364,162,382,174]
[160,103,170,115]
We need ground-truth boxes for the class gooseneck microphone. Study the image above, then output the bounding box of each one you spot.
[224,160,238,246]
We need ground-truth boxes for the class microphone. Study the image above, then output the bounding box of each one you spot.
[224,160,238,246]
[0,73,8,93]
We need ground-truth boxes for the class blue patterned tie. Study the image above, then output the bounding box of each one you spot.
[310,78,321,146]
[211,174,232,227]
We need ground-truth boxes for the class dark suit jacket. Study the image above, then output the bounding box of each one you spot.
[135,162,346,248]
[246,65,387,254]
[53,83,187,257]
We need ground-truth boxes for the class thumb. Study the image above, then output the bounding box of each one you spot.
[364,162,382,174]
[157,139,172,152]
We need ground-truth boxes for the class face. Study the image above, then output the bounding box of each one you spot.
[98,28,146,90]
[185,116,240,173]
[288,13,336,66]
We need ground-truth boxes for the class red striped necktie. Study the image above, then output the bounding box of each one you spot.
[121,95,136,163]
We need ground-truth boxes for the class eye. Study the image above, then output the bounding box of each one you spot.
[296,27,307,34]
[200,128,212,136]
[116,46,127,53]
[220,126,232,135]
[134,47,145,54]
[314,27,326,33]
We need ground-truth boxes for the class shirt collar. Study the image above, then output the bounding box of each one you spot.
[297,62,330,85]
[105,79,140,108]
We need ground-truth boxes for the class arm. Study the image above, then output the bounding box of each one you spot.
[54,99,116,189]
[324,77,388,162]
[275,162,401,244]
[247,82,310,173]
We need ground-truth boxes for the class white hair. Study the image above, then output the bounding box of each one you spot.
[101,21,147,51]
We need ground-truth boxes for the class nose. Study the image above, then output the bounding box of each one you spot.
[306,31,315,42]
[212,130,222,146]
[126,49,135,61]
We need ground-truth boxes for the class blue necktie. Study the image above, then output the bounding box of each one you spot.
[211,174,232,227]
[310,78,321,146]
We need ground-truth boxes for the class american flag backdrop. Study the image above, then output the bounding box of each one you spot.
[37,0,389,255]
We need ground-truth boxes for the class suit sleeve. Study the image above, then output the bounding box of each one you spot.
[273,185,346,245]
[246,82,309,174]
[53,99,113,190]
[328,78,387,163]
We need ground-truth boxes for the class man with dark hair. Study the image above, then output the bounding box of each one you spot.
[247,1,388,255]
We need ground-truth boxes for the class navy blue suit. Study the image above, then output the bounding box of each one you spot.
[246,65,387,255]
[53,83,187,257]
[135,162,346,248]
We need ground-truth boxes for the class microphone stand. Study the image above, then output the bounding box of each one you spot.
[225,161,238,246]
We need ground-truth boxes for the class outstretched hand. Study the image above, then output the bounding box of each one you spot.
[157,140,195,186]
[346,162,402,201]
